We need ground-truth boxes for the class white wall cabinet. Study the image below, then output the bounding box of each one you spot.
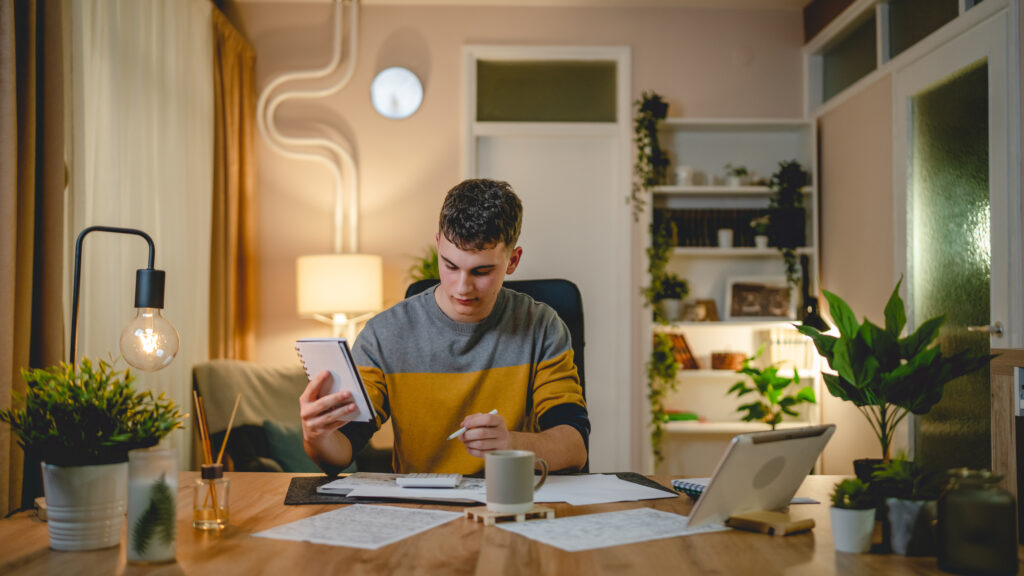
[647,118,823,476]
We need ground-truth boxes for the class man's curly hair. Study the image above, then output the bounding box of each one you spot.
[439,179,522,251]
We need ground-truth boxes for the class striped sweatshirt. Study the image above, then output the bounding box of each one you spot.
[342,285,590,474]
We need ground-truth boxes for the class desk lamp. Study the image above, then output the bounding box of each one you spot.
[70,226,179,371]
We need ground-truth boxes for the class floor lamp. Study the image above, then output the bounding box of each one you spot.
[70,226,179,371]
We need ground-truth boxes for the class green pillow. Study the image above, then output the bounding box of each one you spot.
[261,420,322,473]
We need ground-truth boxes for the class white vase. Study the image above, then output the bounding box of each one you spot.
[674,165,695,186]
[42,461,128,551]
[830,507,875,553]
[717,228,734,248]
[726,175,744,187]
[754,234,769,249]
[127,448,178,563]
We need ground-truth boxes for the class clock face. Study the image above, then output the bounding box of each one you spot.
[370,67,423,119]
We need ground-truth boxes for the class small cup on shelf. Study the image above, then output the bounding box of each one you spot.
[717,228,734,248]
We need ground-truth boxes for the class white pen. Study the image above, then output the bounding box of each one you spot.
[447,409,498,440]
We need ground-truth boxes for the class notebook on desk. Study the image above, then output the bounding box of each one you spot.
[685,424,835,528]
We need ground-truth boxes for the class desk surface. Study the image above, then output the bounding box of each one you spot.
[0,472,1020,575]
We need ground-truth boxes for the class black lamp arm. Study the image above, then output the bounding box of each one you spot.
[70,226,159,365]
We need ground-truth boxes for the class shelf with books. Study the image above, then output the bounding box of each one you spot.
[671,247,815,257]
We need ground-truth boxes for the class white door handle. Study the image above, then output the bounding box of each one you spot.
[967,322,1003,338]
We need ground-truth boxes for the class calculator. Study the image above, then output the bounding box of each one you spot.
[395,473,463,488]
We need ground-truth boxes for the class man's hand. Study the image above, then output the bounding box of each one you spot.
[458,411,511,457]
[299,370,359,443]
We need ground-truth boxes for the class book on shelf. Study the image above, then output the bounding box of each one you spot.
[668,332,699,369]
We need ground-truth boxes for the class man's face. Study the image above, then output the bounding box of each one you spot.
[434,233,521,323]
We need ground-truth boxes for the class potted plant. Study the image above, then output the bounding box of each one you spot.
[749,214,771,249]
[630,90,670,220]
[727,346,816,430]
[796,279,995,476]
[768,160,809,288]
[0,358,184,551]
[723,163,749,187]
[408,244,439,281]
[872,456,941,556]
[830,478,876,553]
[655,273,689,323]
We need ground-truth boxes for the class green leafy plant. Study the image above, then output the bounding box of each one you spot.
[647,332,679,465]
[630,90,669,220]
[870,455,943,501]
[643,211,680,465]
[408,244,439,282]
[132,473,176,554]
[0,357,184,466]
[831,478,875,510]
[727,346,816,430]
[796,278,995,462]
[769,160,809,288]
[723,163,749,179]
[656,273,689,301]
[750,214,771,236]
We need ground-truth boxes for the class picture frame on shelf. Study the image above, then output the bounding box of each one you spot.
[725,276,795,320]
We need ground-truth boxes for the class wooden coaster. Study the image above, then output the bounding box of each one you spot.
[465,505,555,526]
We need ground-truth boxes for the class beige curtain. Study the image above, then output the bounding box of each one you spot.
[210,9,258,361]
[0,0,65,513]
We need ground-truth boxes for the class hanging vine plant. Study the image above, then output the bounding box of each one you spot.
[769,159,809,290]
[630,91,670,221]
[633,90,679,466]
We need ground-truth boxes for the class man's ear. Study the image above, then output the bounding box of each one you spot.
[505,246,523,275]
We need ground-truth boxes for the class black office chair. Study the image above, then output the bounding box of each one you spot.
[404,278,585,397]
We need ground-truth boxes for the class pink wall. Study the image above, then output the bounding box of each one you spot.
[816,75,897,473]
[228,3,805,363]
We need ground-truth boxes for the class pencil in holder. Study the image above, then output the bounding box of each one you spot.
[193,463,229,531]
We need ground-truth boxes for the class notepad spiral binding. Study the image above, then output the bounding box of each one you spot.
[295,345,311,380]
[671,479,705,501]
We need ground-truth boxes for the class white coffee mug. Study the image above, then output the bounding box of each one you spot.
[485,450,549,514]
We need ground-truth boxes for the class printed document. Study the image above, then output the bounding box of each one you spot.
[254,504,461,550]
[497,507,729,552]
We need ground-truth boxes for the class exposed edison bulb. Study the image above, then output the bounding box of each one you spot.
[119,307,179,371]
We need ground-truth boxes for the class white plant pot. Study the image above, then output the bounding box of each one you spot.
[42,461,129,551]
[754,235,769,249]
[830,507,874,553]
[660,298,682,322]
[726,175,744,187]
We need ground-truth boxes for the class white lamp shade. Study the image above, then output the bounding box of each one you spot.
[297,254,383,316]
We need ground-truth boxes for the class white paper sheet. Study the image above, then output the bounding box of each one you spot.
[327,473,677,506]
[497,507,730,552]
[253,504,462,550]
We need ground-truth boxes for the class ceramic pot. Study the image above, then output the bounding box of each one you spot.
[754,235,769,249]
[886,498,937,556]
[127,448,178,563]
[42,461,129,551]
[830,507,875,553]
[659,298,682,322]
[717,229,734,248]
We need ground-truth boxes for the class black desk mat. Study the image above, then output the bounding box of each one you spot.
[284,472,677,506]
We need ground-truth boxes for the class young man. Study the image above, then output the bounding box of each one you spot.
[299,179,589,474]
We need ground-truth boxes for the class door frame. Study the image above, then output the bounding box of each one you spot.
[460,46,635,471]
[892,7,1022,457]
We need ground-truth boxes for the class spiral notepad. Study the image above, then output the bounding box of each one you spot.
[295,338,377,423]
[671,478,709,501]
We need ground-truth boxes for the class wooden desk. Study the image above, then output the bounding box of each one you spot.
[0,473,1019,575]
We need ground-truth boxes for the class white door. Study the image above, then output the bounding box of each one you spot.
[893,8,1021,468]
[464,47,632,472]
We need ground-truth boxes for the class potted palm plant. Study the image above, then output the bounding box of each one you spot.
[796,278,994,477]
[0,358,183,551]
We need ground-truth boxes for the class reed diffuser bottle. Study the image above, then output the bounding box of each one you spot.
[193,463,229,530]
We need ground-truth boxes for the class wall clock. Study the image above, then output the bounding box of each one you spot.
[370,66,423,119]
